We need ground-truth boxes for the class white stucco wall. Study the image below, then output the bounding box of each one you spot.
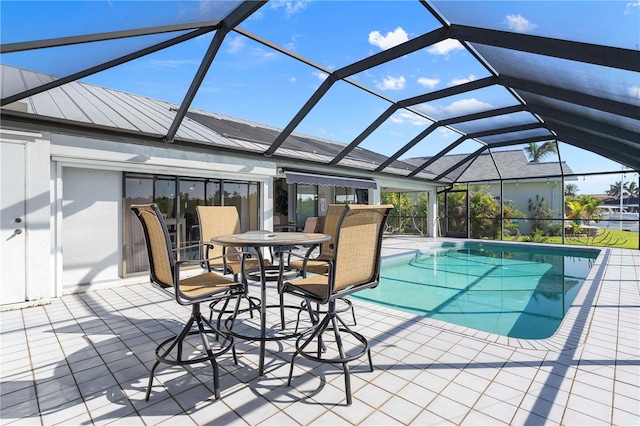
[26,134,53,300]
[492,180,563,235]
[0,129,52,303]
[61,167,122,287]
[51,132,277,289]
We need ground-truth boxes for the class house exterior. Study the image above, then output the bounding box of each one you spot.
[405,150,575,235]
[0,66,439,306]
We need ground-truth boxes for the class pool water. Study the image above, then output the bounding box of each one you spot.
[355,242,599,339]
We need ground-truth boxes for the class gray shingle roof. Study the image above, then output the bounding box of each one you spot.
[405,149,574,182]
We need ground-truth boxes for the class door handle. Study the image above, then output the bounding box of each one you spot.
[14,229,22,235]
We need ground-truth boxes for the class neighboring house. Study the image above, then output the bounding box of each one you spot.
[0,65,438,306]
[405,150,576,235]
[598,196,639,214]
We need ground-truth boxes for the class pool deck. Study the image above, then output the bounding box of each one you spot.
[1,236,638,425]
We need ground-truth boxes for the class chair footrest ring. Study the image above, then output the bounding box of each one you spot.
[154,329,234,367]
[209,295,261,316]
[222,303,309,341]
[294,327,369,364]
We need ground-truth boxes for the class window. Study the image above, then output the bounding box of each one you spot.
[296,184,318,226]
[124,173,261,275]
[334,187,368,204]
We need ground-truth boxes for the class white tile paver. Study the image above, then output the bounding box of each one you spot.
[0,238,638,425]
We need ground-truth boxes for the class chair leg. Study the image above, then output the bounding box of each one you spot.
[146,314,195,401]
[287,301,369,406]
[196,311,221,400]
[279,292,286,330]
[209,297,231,342]
[145,360,160,401]
[245,294,257,319]
[331,313,352,405]
[294,299,318,333]
[146,303,234,401]
[287,313,331,386]
[226,293,243,365]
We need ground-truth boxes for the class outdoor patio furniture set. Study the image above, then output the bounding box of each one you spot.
[130,203,393,405]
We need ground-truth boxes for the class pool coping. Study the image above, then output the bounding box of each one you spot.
[376,237,608,352]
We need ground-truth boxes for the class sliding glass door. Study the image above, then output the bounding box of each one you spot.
[124,173,261,275]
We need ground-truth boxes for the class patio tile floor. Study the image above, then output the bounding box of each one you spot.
[1,237,638,425]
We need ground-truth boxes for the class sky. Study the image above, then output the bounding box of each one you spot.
[1,0,638,194]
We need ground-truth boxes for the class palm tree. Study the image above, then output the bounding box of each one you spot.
[577,195,603,221]
[605,181,623,198]
[565,195,603,222]
[565,199,586,221]
[524,141,557,163]
[625,181,638,200]
[605,180,637,200]
[565,183,578,197]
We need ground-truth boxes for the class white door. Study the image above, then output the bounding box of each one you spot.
[0,141,26,304]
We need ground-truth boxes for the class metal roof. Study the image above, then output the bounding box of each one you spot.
[1,0,638,184]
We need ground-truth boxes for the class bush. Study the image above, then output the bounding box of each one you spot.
[469,187,523,239]
[527,195,554,235]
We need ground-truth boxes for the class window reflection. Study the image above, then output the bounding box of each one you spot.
[124,173,260,275]
[296,184,318,226]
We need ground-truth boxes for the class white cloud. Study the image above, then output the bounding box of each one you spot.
[288,77,297,83]
[376,75,406,91]
[148,59,199,68]
[449,74,477,86]
[504,14,537,33]
[270,0,309,16]
[626,2,640,14]
[226,36,276,62]
[414,103,440,117]
[227,35,245,54]
[438,127,458,139]
[446,98,493,116]
[417,77,440,89]
[390,115,404,124]
[390,111,430,126]
[255,49,276,59]
[313,70,329,81]
[283,34,301,51]
[414,98,493,119]
[368,27,409,50]
[426,39,464,55]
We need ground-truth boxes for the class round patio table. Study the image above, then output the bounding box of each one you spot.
[210,231,330,376]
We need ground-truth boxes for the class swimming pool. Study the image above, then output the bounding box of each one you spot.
[355,241,600,339]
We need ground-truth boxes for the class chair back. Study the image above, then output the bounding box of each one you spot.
[302,216,319,233]
[331,204,394,293]
[196,206,242,258]
[130,204,174,288]
[319,204,344,256]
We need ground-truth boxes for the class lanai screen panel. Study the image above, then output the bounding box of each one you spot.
[355,109,437,159]
[2,1,239,42]
[0,1,240,101]
[1,0,638,183]
[480,128,554,146]
[474,45,639,107]
[290,80,392,149]
[522,92,640,135]
[2,32,200,101]
[453,111,538,135]
[190,32,321,130]
[431,1,638,49]
[412,85,519,121]
[557,142,637,175]
[237,1,440,69]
